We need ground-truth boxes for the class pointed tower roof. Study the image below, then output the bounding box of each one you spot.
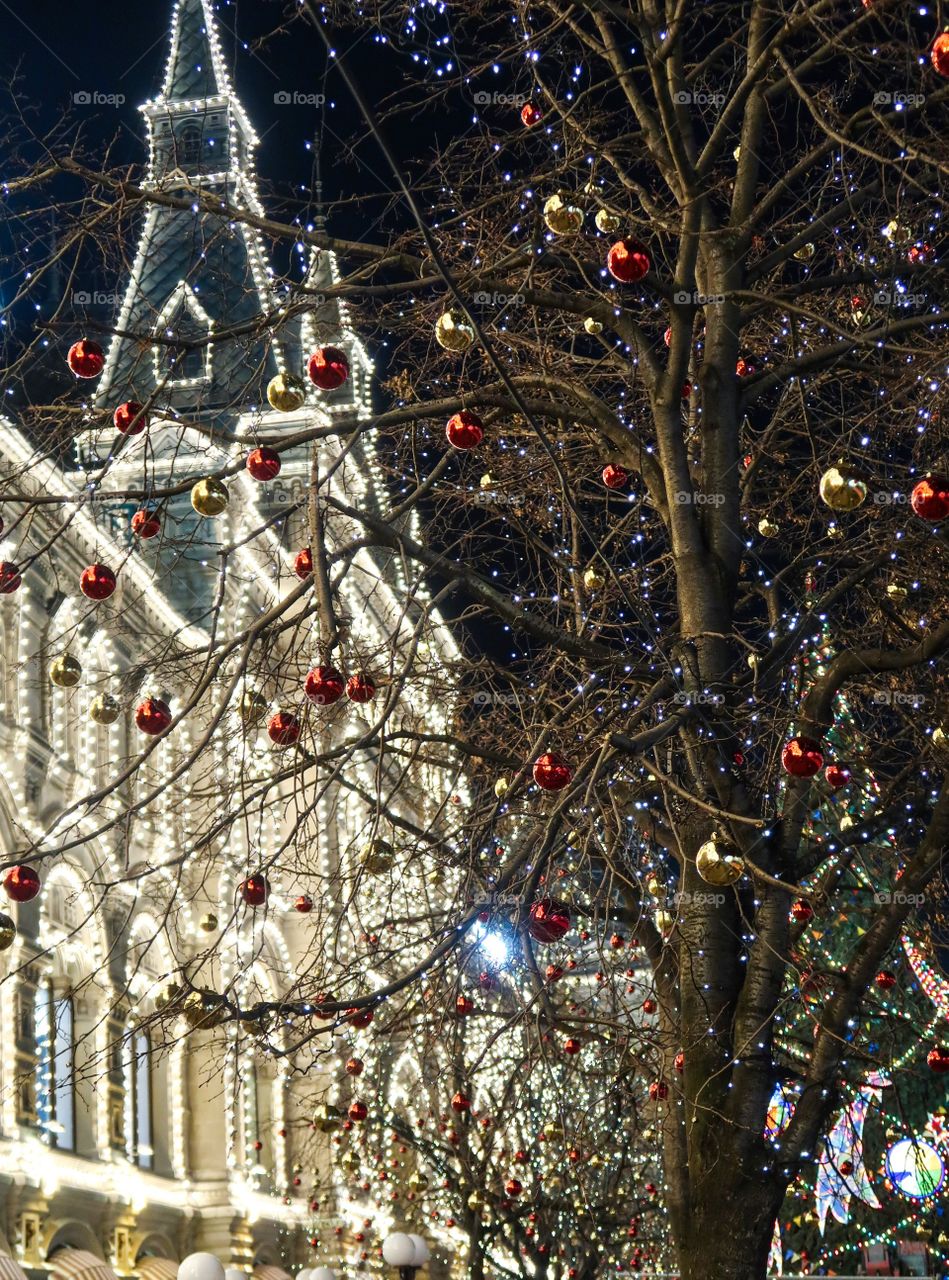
[162,0,232,102]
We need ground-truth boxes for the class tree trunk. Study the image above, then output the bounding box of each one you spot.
[677,1178,785,1280]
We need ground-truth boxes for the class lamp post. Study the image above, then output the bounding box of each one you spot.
[381,1233,430,1280]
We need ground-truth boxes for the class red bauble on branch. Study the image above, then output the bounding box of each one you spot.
[874,970,897,990]
[348,1007,374,1028]
[307,346,350,390]
[348,1101,368,1122]
[825,763,851,790]
[268,711,301,746]
[294,547,313,579]
[910,475,949,522]
[455,995,475,1017]
[80,563,117,601]
[113,401,147,434]
[4,865,40,902]
[451,1091,471,1112]
[648,1080,669,1101]
[346,673,376,703]
[305,665,345,706]
[67,339,105,378]
[606,239,651,283]
[527,898,571,943]
[931,32,949,77]
[505,1178,523,1197]
[563,1037,581,1055]
[791,899,814,924]
[294,894,313,913]
[674,1052,685,1074]
[240,874,270,907]
[545,963,564,982]
[520,102,542,127]
[346,1057,364,1076]
[602,463,628,489]
[446,410,484,450]
[131,509,161,539]
[136,697,172,735]
[781,735,824,778]
[927,1045,949,1073]
[246,447,282,481]
[532,752,573,790]
[0,563,22,594]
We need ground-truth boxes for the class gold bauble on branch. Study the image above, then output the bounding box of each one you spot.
[594,208,620,234]
[50,654,82,688]
[155,982,182,1010]
[266,371,307,412]
[0,912,16,951]
[932,727,949,760]
[583,316,604,335]
[362,837,395,874]
[191,477,230,517]
[655,908,674,932]
[89,693,120,725]
[543,1121,565,1143]
[819,463,868,512]
[467,1191,485,1210]
[583,566,606,591]
[199,913,219,933]
[543,193,584,236]
[479,472,494,489]
[494,777,509,797]
[183,990,229,1030]
[793,242,815,261]
[435,309,475,352]
[882,219,913,245]
[408,1171,429,1190]
[313,1103,344,1133]
[757,517,779,537]
[696,836,745,886]
[886,583,908,603]
[238,688,268,725]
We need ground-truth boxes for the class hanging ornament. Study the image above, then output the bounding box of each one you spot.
[782,736,824,777]
[695,836,745,886]
[305,665,345,706]
[533,752,573,790]
[346,673,376,703]
[583,316,603,335]
[268,711,301,746]
[594,208,621,234]
[0,912,16,950]
[791,899,814,923]
[435,310,475,352]
[240,874,270,907]
[267,371,307,412]
[89,693,120,724]
[454,995,475,1017]
[928,1045,949,1073]
[882,219,913,246]
[648,1081,668,1101]
[757,517,779,537]
[583,566,605,591]
[451,1092,471,1112]
[362,838,395,874]
[674,1052,685,1073]
[191,477,229,516]
[819,464,867,511]
[793,242,815,261]
[446,410,484,450]
[131,508,161,539]
[3,866,40,903]
[312,1103,343,1131]
[527,898,571,943]
[237,688,268,725]
[0,563,21,594]
[542,193,584,235]
[825,763,851,790]
[563,1037,582,1055]
[67,339,104,378]
[930,33,949,75]
[80,563,116,601]
[505,1178,523,1197]
[874,970,897,990]
[294,547,313,579]
[607,239,651,283]
[910,475,949,521]
[602,463,628,489]
[908,241,935,265]
[113,401,147,434]
[346,1057,364,1076]
[136,697,172,735]
[520,102,542,127]
[736,357,756,377]
[246,447,281,481]
[199,913,218,932]
[348,1101,368,1122]
[294,894,313,913]
[886,582,908,603]
[307,346,350,389]
[49,654,82,688]
[494,776,509,797]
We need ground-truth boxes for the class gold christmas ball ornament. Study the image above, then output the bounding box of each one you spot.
[645,874,662,897]
[361,837,395,874]
[819,464,868,512]
[594,208,621,234]
[408,1171,429,1190]
[191,477,229,517]
[183,990,229,1030]
[583,566,606,591]
[479,472,495,489]
[238,688,268,725]
[199,913,219,933]
[312,1103,344,1133]
[89,693,120,725]
[655,908,675,932]
[435,309,475,353]
[467,1191,485,1211]
[155,982,182,1011]
[583,316,604,335]
[494,777,509,797]
[757,517,779,537]
[793,242,816,261]
[50,654,82,688]
[266,371,307,413]
[733,145,742,160]
[932,727,949,759]
[543,192,584,236]
[0,912,16,951]
[696,837,745,886]
[582,179,600,197]
[882,219,913,245]
[886,583,908,603]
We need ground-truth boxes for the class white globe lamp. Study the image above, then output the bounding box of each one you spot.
[382,1236,417,1269]
[179,1257,226,1280]
[407,1238,430,1266]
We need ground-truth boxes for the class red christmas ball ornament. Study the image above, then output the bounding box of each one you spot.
[910,475,949,522]
[294,546,313,579]
[113,401,147,434]
[478,970,495,992]
[663,326,672,347]
[735,357,755,378]
[294,894,314,913]
[0,563,22,594]
[246,446,282,481]
[545,963,564,982]
[240,874,270,907]
[346,1057,363,1076]
[67,339,105,378]
[80,563,117,601]
[610,933,625,950]
[528,898,571,943]
[825,763,851,790]
[346,672,377,703]
[642,998,657,1015]
[307,346,350,390]
[131,508,161,539]
[136,697,172,735]
[681,380,693,399]
[791,898,814,924]
[520,102,542,127]
[348,1007,374,1028]
[348,1101,369,1122]
[602,463,628,489]
[908,242,934,265]
[606,238,651,283]
[446,410,484,450]
[455,995,475,1018]
[875,969,897,990]
[305,665,345,706]
[268,711,301,746]
[648,1081,668,1101]
[451,1091,471,1112]
[563,1037,581,1055]
[532,752,573,791]
[931,32,949,77]
[781,735,824,778]
[505,1178,523,1197]
[674,1052,685,1074]
[839,1159,853,1176]
[927,1045,949,1073]
[4,865,40,902]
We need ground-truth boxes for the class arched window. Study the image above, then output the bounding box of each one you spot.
[179,125,202,168]
[126,1028,153,1169]
[37,984,75,1150]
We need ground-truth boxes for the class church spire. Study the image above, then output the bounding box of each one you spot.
[161,0,233,102]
